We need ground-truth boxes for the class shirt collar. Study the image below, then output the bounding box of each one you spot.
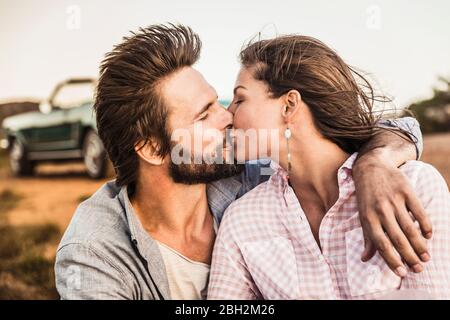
[337,152,359,184]
[270,152,359,197]
[206,175,242,223]
[118,185,171,299]
[269,160,289,184]
[340,152,359,170]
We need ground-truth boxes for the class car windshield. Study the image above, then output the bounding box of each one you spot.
[53,82,95,109]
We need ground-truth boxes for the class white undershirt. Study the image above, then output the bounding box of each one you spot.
[156,218,218,300]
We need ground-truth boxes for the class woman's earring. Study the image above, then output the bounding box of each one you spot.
[284,126,292,172]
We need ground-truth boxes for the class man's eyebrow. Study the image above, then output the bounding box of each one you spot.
[233,85,247,95]
[194,96,218,119]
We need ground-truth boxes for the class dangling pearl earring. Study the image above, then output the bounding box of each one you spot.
[284,126,292,172]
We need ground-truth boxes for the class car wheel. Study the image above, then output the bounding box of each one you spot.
[83,130,107,179]
[9,138,34,176]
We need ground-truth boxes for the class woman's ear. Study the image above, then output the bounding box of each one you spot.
[135,139,165,166]
[281,90,302,123]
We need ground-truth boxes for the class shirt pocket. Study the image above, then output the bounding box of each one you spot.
[241,236,300,300]
[345,227,401,298]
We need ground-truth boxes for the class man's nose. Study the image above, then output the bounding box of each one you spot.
[216,103,234,128]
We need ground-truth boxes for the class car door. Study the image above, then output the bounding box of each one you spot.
[27,79,95,152]
[25,107,76,152]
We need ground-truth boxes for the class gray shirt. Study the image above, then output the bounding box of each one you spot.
[55,117,423,299]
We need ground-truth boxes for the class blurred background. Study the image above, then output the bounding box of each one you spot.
[0,0,449,299]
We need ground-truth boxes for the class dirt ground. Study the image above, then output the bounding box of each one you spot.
[421,133,450,186]
[0,163,109,231]
[0,162,110,266]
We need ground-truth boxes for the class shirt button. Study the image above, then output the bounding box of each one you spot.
[368,265,380,275]
[367,265,381,289]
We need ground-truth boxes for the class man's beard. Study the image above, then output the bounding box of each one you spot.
[169,161,245,185]
[168,142,245,185]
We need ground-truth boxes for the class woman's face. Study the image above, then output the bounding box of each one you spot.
[228,67,285,162]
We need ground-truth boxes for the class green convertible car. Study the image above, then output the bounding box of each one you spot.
[1,78,107,179]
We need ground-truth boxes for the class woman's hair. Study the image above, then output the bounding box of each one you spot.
[240,35,388,154]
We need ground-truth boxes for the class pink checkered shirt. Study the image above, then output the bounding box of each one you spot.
[208,153,450,300]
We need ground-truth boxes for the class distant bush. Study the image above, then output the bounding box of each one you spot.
[404,77,450,134]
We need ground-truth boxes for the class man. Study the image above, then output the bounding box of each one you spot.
[55,24,430,299]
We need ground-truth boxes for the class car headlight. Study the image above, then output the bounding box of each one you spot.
[0,138,9,149]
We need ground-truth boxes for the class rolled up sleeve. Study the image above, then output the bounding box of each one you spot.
[378,117,423,160]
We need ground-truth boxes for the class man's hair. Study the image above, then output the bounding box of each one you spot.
[94,24,201,187]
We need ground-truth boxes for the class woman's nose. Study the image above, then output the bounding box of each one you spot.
[227,102,237,115]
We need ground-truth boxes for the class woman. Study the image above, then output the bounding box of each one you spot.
[207,35,450,299]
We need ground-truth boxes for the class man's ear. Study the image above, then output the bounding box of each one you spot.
[135,139,165,166]
[281,89,302,124]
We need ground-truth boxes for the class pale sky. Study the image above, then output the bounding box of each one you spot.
[1,0,449,108]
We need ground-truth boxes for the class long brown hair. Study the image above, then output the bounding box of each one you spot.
[240,35,388,154]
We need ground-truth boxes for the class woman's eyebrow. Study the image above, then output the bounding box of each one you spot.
[233,85,247,95]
